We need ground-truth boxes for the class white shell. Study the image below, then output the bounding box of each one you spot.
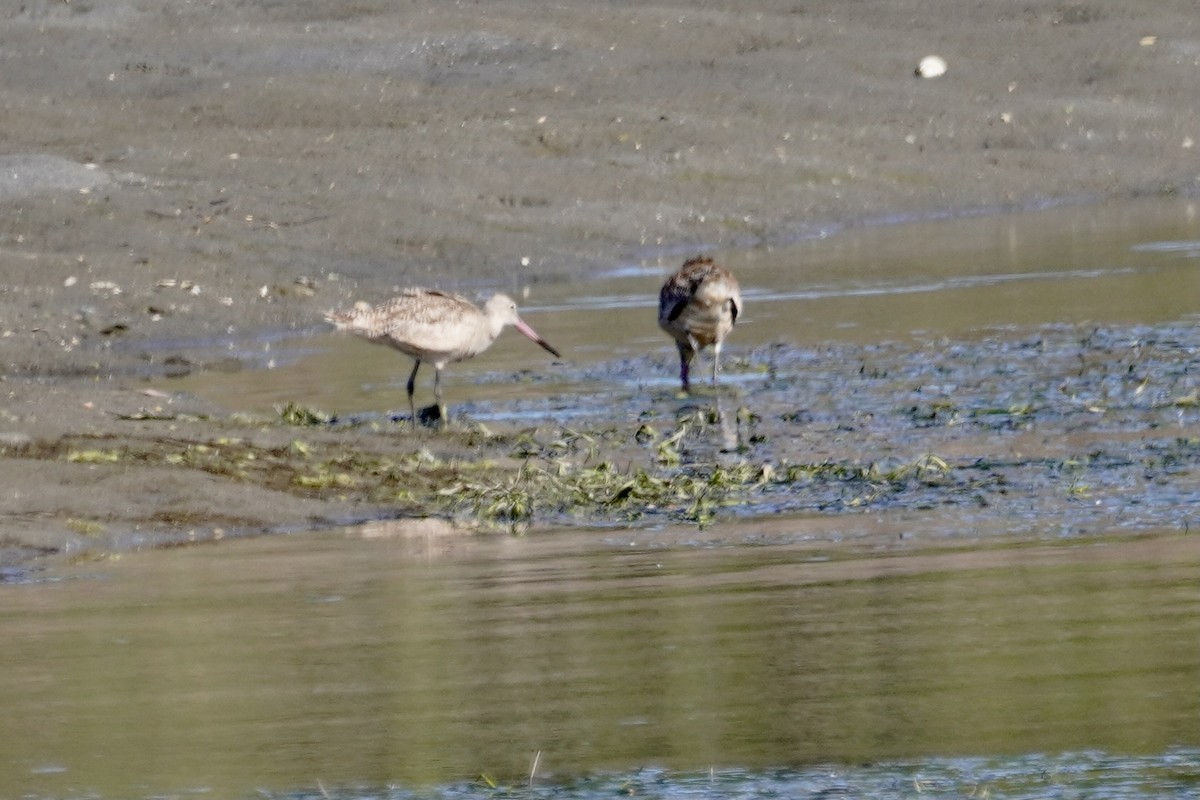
[916,55,947,79]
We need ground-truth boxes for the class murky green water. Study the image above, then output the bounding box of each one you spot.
[2,525,1199,798]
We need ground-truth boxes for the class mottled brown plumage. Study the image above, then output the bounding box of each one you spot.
[327,288,560,426]
[658,257,741,391]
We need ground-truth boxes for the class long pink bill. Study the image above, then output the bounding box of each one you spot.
[514,318,562,358]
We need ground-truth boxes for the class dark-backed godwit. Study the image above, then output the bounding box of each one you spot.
[658,256,741,392]
[326,288,560,426]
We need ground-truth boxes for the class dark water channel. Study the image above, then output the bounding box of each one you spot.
[5,196,1200,798]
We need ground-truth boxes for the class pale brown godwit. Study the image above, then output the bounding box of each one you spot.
[326,288,561,426]
[658,256,742,392]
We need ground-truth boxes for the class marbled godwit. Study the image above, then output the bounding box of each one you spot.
[326,288,560,426]
[658,256,741,392]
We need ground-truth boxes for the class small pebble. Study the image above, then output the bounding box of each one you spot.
[916,55,947,79]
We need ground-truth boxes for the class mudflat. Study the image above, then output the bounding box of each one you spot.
[2,0,1199,570]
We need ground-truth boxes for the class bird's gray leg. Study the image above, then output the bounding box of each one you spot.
[711,341,722,388]
[406,360,421,428]
[433,366,448,427]
[715,392,739,452]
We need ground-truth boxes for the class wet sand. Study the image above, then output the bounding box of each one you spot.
[3,0,1200,569]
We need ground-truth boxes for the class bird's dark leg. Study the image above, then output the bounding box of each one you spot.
[406,360,421,428]
[676,341,694,393]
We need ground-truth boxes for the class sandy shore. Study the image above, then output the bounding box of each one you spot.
[3,0,1200,570]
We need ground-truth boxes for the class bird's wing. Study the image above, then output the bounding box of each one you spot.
[664,297,690,323]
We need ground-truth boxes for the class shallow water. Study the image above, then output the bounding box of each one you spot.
[164,195,1200,415]
[2,523,1198,798]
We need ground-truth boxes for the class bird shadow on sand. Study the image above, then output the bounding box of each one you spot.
[376,404,446,429]
[415,404,448,428]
